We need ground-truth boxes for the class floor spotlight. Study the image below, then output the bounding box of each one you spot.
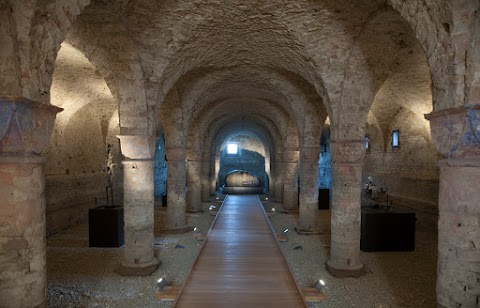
[314,279,326,291]
[157,277,168,292]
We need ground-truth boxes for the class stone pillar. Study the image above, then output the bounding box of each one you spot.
[283,150,299,213]
[0,98,61,307]
[186,151,202,213]
[209,154,217,195]
[327,139,365,277]
[296,147,321,234]
[274,152,284,202]
[214,154,220,192]
[426,106,480,307]
[165,147,191,233]
[265,155,273,196]
[200,152,210,202]
[117,135,159,276]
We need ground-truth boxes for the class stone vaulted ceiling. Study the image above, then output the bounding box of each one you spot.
[60,0,435,145]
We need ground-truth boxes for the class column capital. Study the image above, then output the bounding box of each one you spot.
[0,97,62,157]
[272,152,284,162]
[186,150,202,161]
[166,147,186,161]
[117,134,156,160]
[201,152,210,161]
[284,150,299,162]
[330,139,366,165]
[300,147,320,161]
[425,105,480,159]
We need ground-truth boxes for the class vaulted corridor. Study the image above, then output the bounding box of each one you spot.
[0,1,479,307]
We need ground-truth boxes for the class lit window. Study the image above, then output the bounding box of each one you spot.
[392,130,399,148]
[226,143,238,155]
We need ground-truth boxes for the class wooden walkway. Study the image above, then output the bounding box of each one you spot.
[173,195,307,308]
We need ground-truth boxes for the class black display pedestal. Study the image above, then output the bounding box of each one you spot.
[89,206,124,247]
[318,189,330,209]
[360,207,415,251]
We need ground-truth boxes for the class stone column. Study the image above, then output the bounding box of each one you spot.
[273,152,284,202]
[327,139,365,277]
[186,150,202,213]
[209,153,217,195]
[200,152,210,202]
[117,135,159,276]
[426,106,480,307]
[0,98,61,307]
[214,154,220,192]
[296,147,321,234]
[282,150,299,213]
[265,155,273,196]
[165,147,191,233]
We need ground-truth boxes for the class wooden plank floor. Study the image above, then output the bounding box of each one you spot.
[173,195,307,308]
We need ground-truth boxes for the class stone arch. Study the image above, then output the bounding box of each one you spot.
[214,128,271,193]
[335,6,431,139]
[45,40,122,234]
[2,0,151,135]
[63,1,150,135]
[387,0,454,110]
[209,119,278,193]
[451,1,480,105]
[27,0,91,102]
[188,99,291,156]
[161,66,325,156]
[146,2,333,117]
[210,119,278,158]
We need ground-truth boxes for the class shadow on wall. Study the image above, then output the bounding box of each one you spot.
[218,149,267,192]
[44,103,121,235]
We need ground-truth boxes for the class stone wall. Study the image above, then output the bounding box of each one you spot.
[44,43,121,235]
[364,109,439,208]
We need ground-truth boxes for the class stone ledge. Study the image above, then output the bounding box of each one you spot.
[325,262,367,278]
[162,225,194,234]
[295,226,322,235]
[0,155,45,164]
[117,257,160,276]
[117,135,156,160]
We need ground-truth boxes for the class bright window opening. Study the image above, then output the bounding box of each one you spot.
[226,143,238,155]
[392,130,399,148]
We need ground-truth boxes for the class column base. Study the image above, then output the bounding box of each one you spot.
[325,261,366,278]
[118,257,160,276]
[163,225,194,234]
[294,226,322,235]
[186,209,204,214]
[281,208,298,214]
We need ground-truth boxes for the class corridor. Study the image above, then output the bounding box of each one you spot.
[174,195,307,307]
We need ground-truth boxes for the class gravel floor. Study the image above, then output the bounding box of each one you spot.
[47,196,437,308]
